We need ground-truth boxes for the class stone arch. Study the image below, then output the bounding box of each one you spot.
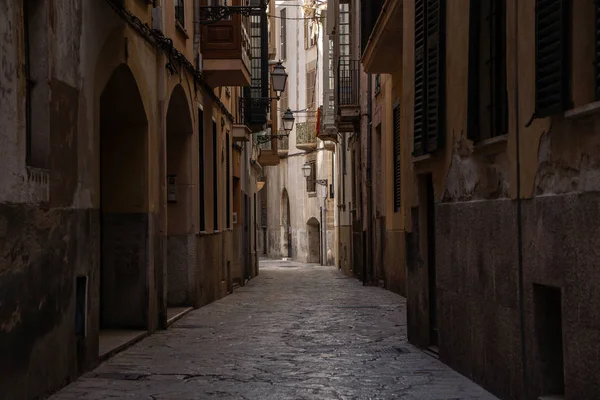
[281,189,291,258]
[306,217,320,264]
[166,84,195,307]
[99,63,149,331]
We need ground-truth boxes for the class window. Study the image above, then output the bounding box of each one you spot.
[24,0,50,168]
[393,103,401,212]
[375,74,381,96]
[280,8,287,59]
[213,121,219,231]
[175,0,185,27]
[199,109,206,231]
[413,0,446,156]
[304,17,316,49]
[467,0,508,141]
[306,68,316,110]
[533,0,571,117]
[226,134,231,229]
[306,161,316,193]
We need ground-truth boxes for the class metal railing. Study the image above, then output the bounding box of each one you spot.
[338,59,360,107]
[296,118,317,147]
[257,130,272,151]
[278,133,289,152]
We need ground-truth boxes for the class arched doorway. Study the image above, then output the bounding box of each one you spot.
[307,217,320,263]
[100,64,149,331]
[281,189,291,258]
[166,85,194,310]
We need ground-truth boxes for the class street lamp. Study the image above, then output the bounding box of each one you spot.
[302,162,312,178]
[282,108,295,133]
[271,61,288,99]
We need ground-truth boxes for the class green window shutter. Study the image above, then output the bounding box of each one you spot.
[534,0,571,117]
[413,0,426,156]
[425,0,445,152]
[393,103,401,212]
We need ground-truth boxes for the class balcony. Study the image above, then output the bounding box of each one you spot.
[257,128,279,166]
[361,0,403,74]
[200,8,252,87]
[232,98,252,142]
[317,103,338,142]
[336,60,360,132]
[277,132,289,156]
[296,118,317,152]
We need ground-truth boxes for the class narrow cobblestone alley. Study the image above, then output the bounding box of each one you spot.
[50,260,497,400]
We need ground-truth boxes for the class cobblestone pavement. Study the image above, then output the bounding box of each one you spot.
[51,259,497,400]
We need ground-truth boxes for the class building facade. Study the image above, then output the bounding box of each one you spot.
[260,0,336,265]
[355,0,600,399]
[0,0,264,398]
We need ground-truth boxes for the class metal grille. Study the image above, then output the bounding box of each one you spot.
[534,0,571,117]
[393,104,401,212]
[175,0,185,27]
[467,0,508,141]
[413,0,426,156]
[244,11,269,127]
[338,60,360,106]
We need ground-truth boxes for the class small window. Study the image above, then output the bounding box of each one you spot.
[304,17,316,49]
[280,8,287,59]
[306,161,316,193]
[175,0,185,27]
[306,69,316,110]
[375,74,381,96]
[75,276,88,339]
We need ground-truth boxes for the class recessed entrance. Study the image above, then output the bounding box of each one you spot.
[166,85,194,314]
[99,64,149,355]
[307,217,320,264]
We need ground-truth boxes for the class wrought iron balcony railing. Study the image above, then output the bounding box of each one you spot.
[337,59,360,107]
[296,118,317,151]
[277,132,289,154]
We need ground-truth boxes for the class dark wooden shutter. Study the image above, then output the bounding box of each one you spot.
[213,121,218,231]
[393,104,401,212]
[534,0,571,117]
[413,0,426,156]
[226,135,230,229]
[199,109,206,232]
[425,0,445,152]
[595,0,600,99]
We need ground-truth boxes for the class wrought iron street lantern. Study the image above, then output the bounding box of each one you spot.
[271,61,288,99]
[282,108,295,133]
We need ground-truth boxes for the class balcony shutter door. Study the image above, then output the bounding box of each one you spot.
[425,0,445,152]
[534,0,570,117]
[595,0,600,99]
[393,104,401,212]
[413,0,427,156]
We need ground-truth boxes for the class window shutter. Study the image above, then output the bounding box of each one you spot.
[534,0,570,117]
[413,0,426,156]
[393,104,401,212]
[595,0,600,99]
[425,0,445,152]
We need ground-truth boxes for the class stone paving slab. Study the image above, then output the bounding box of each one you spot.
[50,259,498,400]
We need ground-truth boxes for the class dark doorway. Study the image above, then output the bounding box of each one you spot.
[534,284,565,397]
[419,173,437,348]
[281,189,292,258]
[99,64,149,332]
[307,217,321,263]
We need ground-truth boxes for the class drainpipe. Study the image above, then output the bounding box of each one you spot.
[366,72,373,285]
[513,0,528,394]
